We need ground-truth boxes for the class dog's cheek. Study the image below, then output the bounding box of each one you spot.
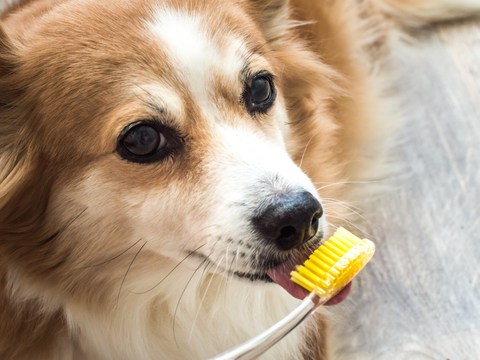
[121,187,211,255]
[45,170,138,264]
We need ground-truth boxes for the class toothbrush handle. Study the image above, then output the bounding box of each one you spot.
[209,292,323,360]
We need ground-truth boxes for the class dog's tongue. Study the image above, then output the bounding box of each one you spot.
[266,265,310,300]
[266,265,352,306]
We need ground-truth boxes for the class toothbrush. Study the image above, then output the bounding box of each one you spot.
[210,227,375,360]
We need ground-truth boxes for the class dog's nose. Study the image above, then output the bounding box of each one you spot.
[252,191,323,251]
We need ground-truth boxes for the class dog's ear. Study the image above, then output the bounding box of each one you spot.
[0,24,23,147]
[0,25,38,242]
[0,25,16,75]
[0,25,20,107]
[249,0,290,41]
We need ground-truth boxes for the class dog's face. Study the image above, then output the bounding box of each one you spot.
[0,0,342,304]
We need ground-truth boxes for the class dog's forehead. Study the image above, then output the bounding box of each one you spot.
[146,8,250,107]
[149,9,247,73]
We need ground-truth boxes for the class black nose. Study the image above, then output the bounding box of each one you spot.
[252,191,323,251]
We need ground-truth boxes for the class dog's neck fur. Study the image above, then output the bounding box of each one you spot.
[68,273,308,360]
[4,262,309,360]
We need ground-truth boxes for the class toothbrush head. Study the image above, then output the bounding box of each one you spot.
[290,227,375,301]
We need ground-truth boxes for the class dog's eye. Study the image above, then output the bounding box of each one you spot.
[122,125,164,156]
[251,77,272,105]
[117,121,174,163]
[243,72,276,115]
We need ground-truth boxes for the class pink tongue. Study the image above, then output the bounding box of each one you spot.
[266,265,352,306]
[266,265,310,300]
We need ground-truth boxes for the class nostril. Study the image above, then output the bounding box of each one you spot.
[310,214,320,237]
[279,225,296,240]
[312,209,322,224]
[251,191,323,251]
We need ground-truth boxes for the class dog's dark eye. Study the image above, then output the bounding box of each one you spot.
[251,77,272,104]
[117,120,179,164]
[123,125,164,156]
[243,72,276,115]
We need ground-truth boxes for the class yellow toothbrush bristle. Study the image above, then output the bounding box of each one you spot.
[290,227,375,300]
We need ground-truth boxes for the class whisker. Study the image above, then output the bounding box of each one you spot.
[189,261,219,343]
[130,243,207,295]
[228,249,238,284]
[324,201,366,219]
[224,242,230,278]
[132,84,165,115]
[209,255,227,316]
[299,135,315,170]
[198,260,217,291]
[325,214,373,237]
[173,256,209,349]
[322,198,364,212]
[71,238,143,271]
[115,241,147,308]
[326,222,340,232]
[195,236,224,291]
[324,196,386,234]
[314,179,388,191]
[40,207,88,266]
[178,224,221,254]
[224,248,237,303]
[245,39,277,65]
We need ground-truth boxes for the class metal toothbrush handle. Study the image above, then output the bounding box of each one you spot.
[209,292,323,360]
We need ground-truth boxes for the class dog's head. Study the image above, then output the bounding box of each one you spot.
[0,0,344,305]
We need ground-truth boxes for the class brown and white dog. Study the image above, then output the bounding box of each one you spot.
[0,0,478,359]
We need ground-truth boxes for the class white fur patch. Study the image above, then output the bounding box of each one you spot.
[439,0,480,9]
[147,9,248,111]
[0,0,20,13]
[214,124,319,197]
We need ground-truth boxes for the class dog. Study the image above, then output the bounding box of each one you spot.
[1,0,479,359]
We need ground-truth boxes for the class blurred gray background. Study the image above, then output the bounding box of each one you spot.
[330,21,480,360]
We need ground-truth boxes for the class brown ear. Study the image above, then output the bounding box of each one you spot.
[0,24,23,141]
[0,24,45,250]
[0,24,27,182]
[0,25,19,106]
[249,0,290,41]
[0,25,16,77]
